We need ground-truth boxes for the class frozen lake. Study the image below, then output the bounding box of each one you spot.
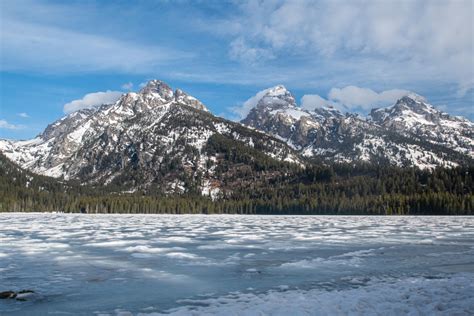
[1,214,473,315]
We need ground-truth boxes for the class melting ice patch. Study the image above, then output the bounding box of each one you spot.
[0,214,473,315]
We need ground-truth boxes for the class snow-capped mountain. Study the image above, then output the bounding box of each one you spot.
[0,80,300,196]
[242,86,473,169]
[370,94,474,158]
[242,85,345,151]
[1,79,473,196]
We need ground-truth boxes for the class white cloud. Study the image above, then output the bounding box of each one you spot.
[229,37,274,64]
[17,112,30,118]
[0,119,23,130]
[63,91,123,113]
[0,17,191,74]
[328,86,410,110]
[121,82,134,90]
[223,0,473,94]
[233,85,411,119]
[301,94,331,111]
[301,86,413,113]
[231,87,273,119]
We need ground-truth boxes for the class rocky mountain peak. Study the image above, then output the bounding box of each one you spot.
[370,93,437,124]
[256,85,297,110]
[174,88,208,111]
[265,85,290,97]
[134,80,208,111]
[394,94,434,114]
[139,80,174,101]
[403,93,428,103]
[310,106,344,122]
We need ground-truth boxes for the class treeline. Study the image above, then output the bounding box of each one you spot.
[229,166,474,215]
[0,153,473,215]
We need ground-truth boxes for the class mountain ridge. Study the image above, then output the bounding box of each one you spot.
[0,80,301,197]
[1,79,473,198]
[241,85,473,169]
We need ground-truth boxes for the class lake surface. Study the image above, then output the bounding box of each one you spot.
[1,214,473,315]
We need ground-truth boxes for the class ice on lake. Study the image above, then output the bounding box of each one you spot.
[1,214,473,315]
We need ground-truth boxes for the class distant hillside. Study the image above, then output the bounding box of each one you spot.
[1,153,473,215]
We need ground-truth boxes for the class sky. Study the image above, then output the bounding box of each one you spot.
[0,0,473,140]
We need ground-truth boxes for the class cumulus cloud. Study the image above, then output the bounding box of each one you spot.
[229,37,275,64]
[301,94,331,111]
[222,0,473,94]
[328,86,410,110]
[17,112,30,118]
[63,91,123,114]
[232,84,412,119]
[121,82,134,90]
[301,86,412,113]
[231,87,273,119]
[0,119,23,130]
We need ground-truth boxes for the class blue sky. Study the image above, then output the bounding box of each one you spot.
[1,0,473,139]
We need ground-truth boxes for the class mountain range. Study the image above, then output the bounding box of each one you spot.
[1,79,473,197]
[243,86,473,169]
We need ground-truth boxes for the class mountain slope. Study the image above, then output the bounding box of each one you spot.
[0,80,301,197]
[242,86,473,169]
[2,151,473,215]
[1,78,473,199]
[370,94,474,158]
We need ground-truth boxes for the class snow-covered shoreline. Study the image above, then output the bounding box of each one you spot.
[154,273,474,316]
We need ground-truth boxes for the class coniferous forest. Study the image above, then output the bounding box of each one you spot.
[1,153,472,215]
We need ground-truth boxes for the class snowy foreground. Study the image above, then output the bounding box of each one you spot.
[0,214,473,315]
